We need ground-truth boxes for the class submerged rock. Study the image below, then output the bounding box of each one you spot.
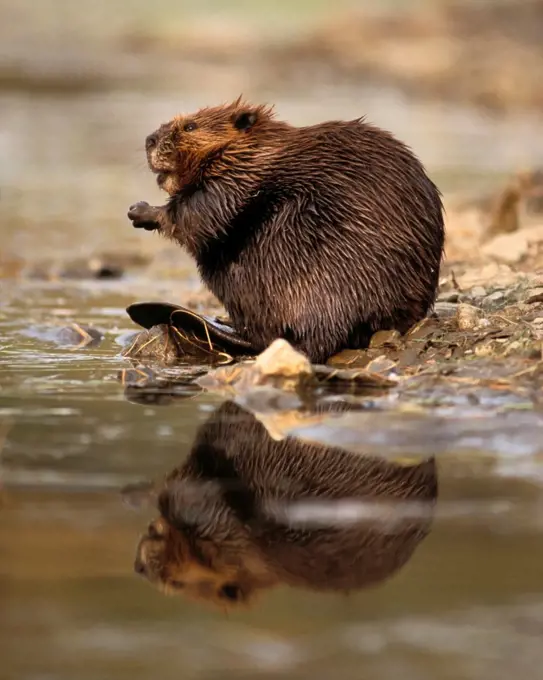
[56,324,104,348]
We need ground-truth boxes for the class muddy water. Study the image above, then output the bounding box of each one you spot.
[1,274,543,680]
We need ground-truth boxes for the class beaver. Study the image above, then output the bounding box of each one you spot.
[133,400,437,608]
[128,98,445,363]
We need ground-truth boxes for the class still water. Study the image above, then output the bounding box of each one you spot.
[1,275,543,680]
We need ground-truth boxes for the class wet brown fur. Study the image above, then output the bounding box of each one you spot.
[128,98,445,363]
[134,401,437,608]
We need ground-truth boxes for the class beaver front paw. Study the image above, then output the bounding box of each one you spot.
[128,202,161,231]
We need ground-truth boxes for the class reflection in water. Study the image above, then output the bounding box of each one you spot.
[131,400,437,608]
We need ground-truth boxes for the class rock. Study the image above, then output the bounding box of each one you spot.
[482,232,529,264]
[476,318,492,329]
[482,224,543,264]
[456,263,517,290]
[469,286,487,299]
[504,341,522,357]
[121,325,182,365]
[482,291,506,309]
[437,291,460,303]
[524,288,543,304]
[434,302,458,319]
[456,303,480,330]
[474,341,496,358]
[326,349,370,368]
[197,339,395,396]
[406,317,440,340]
[56,324,103,348]
[369,330,402,348]
[365,356,397,375]
[198,339,314,393]
[252,339,313,380]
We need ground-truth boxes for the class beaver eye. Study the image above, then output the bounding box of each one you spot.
[183,122,197,132]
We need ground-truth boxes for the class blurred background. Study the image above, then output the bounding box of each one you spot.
[3,0,543,264]
[2,1,543,679]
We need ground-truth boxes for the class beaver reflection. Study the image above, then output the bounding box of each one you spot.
[134,401,437,607]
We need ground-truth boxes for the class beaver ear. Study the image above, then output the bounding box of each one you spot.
[233,111,258,131]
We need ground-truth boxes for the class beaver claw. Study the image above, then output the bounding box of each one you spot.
[128,202,160,231]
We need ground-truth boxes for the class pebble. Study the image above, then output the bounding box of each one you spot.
[469,286,487,299]
[476,318,491,329]
[456,303,480,330]
[474,341,495,357]
[433,302,459,318]
[482,290,506,309]
[504,341,522,356]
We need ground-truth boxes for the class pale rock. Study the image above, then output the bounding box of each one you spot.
[434,302,458,318]
[253,339,313,379]
[456,263,517,290]
[482,224,543,264]
[524,288,543,304]
[470,286,487,299]
[457,303,481,330]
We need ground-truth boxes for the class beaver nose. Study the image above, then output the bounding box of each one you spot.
[145,132,158,151]
[134,558,146,576]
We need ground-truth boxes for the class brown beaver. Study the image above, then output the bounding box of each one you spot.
[132,400,437,608]
[128,98,445,363]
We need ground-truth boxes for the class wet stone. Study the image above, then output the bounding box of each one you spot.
[198,339,313,393]
[253,339,313,381]
[326,349,371,368]
[56,324,104,348]
[197,339,395,396]
[121,325,181,365]
[369,329,402,349]
[365,355,397,375]
[407,317,440,340]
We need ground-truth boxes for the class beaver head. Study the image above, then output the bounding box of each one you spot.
[144,98,288,196]
[133,477,276,608]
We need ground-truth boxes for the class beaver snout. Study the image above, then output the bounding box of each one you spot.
[145,132,159,151]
